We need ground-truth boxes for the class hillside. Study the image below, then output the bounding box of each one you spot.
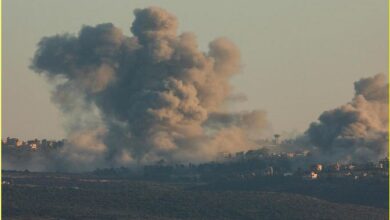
[3,175,388,220]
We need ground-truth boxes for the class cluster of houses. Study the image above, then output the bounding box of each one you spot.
[2,137,388,183]
[301,159,389,180]
[140,154,388,182]
[2,137,65,151]
[239,159,389,181]
[214,147,388,181]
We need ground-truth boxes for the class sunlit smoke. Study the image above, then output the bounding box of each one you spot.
[30,7,270,170]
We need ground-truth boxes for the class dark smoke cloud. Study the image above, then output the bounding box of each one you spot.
[306,73,388,163]
[30,7,269,170]
[206,111,270,135]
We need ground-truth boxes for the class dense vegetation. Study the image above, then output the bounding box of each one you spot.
[2,172,388,220]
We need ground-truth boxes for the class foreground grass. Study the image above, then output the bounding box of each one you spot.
[3,177,388,220]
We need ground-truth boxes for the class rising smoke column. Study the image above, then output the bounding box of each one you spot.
[31,7,269,170]
[307,74,388,162]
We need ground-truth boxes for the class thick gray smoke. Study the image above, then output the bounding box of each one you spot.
[31,7,269,170]
[306,74,388,163]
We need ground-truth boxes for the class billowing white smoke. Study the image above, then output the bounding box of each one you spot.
[31,7,270,170]
[306,74,388,162]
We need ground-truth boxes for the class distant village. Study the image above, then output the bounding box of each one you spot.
[212,149,389,181]
[137,150,389,183]
[2,137,65,151]
[2,137,389,183]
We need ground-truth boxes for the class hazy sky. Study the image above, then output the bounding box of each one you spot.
[3,0,388,140]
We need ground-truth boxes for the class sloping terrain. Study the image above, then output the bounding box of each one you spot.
[198,176,388,209]
[2,174,388,220]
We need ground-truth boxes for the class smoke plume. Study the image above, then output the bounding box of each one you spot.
[31,7,269,170]
[306,73,388,162]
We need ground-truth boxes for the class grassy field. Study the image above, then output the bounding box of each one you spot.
[2,172,388,220]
